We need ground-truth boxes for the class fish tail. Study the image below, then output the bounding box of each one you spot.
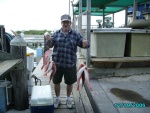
[49,72,53,83]
[86,82,92,91]
[77,85,80,91]
[41,65,44,70]
[89,84,92,91]
[49,78,51,83]
[76,79,80,91]
[90,86,92,91]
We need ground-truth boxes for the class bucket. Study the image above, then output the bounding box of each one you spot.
[36,47,43,57]
[27,53,34,72]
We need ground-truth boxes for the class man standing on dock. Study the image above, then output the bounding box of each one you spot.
[49,14,90,109]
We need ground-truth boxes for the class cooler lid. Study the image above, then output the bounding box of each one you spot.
[30,85,53,106]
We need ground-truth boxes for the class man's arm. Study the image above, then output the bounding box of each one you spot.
[77,32,90,48]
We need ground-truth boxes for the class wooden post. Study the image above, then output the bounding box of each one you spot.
[10,35,29,110]
[86,0,91,67]
[102,8,105,28]
[133,0,137,21]
[112,13,114,27]
[125,7,128,26]
[0,25,7,52]
[78,0,82,55]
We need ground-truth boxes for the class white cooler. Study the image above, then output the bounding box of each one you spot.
[30,85,54,113]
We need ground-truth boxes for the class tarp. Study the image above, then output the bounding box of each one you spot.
[74,0,150,16]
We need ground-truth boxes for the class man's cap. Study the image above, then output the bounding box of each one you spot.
[61,14,71,22]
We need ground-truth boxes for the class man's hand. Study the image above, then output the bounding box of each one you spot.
[45,35,51,40]
[82,39,88,48]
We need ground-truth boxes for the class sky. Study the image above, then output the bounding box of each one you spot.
[0,0,125,33]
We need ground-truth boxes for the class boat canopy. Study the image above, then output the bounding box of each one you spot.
[74,0,150,16]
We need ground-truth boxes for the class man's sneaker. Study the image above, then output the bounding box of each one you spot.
[66,99,73,109]
[54,99,61,108]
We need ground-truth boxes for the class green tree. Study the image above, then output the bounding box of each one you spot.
[16,30,51,35]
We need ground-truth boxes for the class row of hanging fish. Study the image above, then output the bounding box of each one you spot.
[41,48,56,82]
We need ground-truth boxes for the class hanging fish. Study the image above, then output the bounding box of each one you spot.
[41,47,56,82]
[41,48,53,70]
[43,61,56,83]
[84,67,92,91]
[44,60,53,76]
[77,64,92,91]
[77,65,86,90]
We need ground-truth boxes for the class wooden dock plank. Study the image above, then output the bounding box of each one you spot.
[0,59,22,76]
[86,79,119,113]
[54,109,76,113]
[72,84,85,113]
[79,86,94,113]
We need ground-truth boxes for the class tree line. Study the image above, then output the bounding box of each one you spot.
[16,30,51,35]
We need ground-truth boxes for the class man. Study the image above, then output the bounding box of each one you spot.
[50,14,90,109]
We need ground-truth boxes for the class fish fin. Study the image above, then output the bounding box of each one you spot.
[77,85,79,91]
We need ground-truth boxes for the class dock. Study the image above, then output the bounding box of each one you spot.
[32,58,94,113]
[6,57,94,113]
[5,56,150,113]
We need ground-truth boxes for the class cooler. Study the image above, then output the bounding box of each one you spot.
[30,85,54,113]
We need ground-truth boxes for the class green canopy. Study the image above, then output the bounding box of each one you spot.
[74,7,124,16]
[74,0,150,16]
